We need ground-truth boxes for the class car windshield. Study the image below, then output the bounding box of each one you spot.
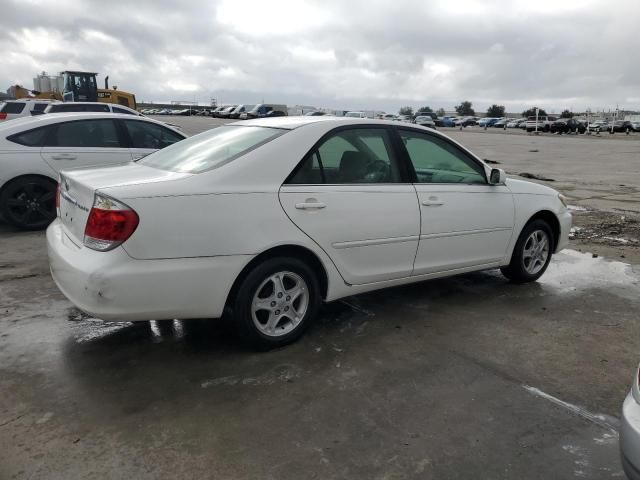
[139,125,285,173]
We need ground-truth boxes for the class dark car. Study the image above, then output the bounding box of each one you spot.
[610,120,635,134]
[550,118,586,134]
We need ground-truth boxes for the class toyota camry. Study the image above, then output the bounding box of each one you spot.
[47,116,571,348]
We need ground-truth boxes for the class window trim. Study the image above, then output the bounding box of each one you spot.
[284,124,413,186]
[393,126,488,185]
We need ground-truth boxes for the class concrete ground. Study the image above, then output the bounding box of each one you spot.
[1,117,639,479]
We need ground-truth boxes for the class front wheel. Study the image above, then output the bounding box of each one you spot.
[232,257,321,349]
[0,176,57,230]
[501,220,553,283]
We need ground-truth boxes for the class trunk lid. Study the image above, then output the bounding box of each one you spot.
[58,163,191,245]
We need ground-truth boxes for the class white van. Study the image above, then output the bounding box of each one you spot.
[243,104,288,119]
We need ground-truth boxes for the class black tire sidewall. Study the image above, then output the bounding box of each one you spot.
[503,220,553,283]
[0,176,56,230]
[233,257,321,349]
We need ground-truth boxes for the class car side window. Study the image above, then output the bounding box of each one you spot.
[287,128,402,184]
[45,120,121,148]
[124,120,184,149]
[85,104,110,112]
[112,107,135,115]
[399,130,486,184]
[7,126,51,147]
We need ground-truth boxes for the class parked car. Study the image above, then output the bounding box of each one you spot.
[454,117,478,127]
[492,118,512,128]
[621,363,640,480]
[304,111,326,116]
[345,111,367,118]
[0,113,186,229]
[525,116,557,132]
[506,118,524,128]
[229,105,256,119]
[0,99,57,122]
[379,113,397,121]
[478,117,500,128]
[435,116,456,127]
[632,122,640,132]
[414,115,436,128]
[44,102,143,116]
[609,120,635,134]
[245,104,288,119]
[47,116,571,349]
[549,118,586,134]
[211,106,227,117]
[217,106,238,119]
[587,120,608,133]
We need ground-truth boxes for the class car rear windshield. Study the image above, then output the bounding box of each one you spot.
[1,102,25,114]
[139,126,285,173]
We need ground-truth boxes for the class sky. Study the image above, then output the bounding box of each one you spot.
[2,0,639,114]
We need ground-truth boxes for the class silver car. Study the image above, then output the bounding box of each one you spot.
[622,363,640,479]
[414,115,435,128]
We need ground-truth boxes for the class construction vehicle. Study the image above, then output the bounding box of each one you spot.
[7,71,137,109]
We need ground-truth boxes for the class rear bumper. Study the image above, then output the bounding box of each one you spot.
[622,392,640,480]
[555,209,572,253]
[47,219,251,321]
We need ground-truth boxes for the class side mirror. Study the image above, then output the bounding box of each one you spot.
[489,168,506,185]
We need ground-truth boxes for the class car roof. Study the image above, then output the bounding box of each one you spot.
[229,115,449,131]
[0,112,183,134]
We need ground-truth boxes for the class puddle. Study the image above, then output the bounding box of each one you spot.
[540,249,640,300]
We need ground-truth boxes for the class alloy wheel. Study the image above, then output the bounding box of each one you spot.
[522,230,550,275]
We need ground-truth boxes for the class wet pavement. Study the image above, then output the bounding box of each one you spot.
[1,224,639,478]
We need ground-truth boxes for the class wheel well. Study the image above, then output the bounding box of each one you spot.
[527,210,560,250]
[0,174,57,196]
[224,245,329,313]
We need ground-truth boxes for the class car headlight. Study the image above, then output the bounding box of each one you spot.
[558,193,569,208]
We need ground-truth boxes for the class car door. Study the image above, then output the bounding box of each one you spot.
[279,126,420,285]
[396,128,515,275]
[40,118,132,172]
[122,119,185,160]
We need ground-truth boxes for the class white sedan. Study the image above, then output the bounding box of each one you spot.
[47,116,571,348]
[622,364,640,480]
[0,113,185,229]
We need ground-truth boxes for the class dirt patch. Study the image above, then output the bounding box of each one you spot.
[519,172,555,181]
[569,209,640,262]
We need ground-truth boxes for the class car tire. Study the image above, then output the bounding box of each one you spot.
[501,219,554,284]
[232,257,321,350]
[0,175,57,230]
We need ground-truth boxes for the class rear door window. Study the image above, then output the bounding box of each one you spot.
[7,126,52,147]
[112,106,136,115]
[1,102,26,114]
[123,120,184,149]
[45,119,122,148]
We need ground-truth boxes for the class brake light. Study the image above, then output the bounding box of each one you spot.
[0,112,6,120]
[83,194,139,251]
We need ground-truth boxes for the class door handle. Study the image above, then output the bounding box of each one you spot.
[51,154,77,160]
[422,200,444,207]
[295,202,326,210]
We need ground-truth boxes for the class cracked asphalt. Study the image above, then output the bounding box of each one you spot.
[1,118,639,479]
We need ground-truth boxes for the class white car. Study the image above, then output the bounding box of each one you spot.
[47,116,571,349]
[0,113,186,229]
[44,102,143,116]
[622,364,640,480]
[414,115,436,128]
[0,99,58,122]
[345,111,367,118]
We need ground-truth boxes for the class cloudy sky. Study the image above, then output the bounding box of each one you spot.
[2,0,639,113]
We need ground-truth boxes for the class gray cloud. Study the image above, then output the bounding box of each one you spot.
[2,0,639,114]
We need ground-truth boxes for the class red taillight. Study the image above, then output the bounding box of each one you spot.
[83,194,139,251]
[0,112,7,120]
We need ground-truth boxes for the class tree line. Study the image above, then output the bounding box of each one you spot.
[398,102,573,118]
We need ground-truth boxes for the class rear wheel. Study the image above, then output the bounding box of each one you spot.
[232,257,321,349]
[501,220,553,283]
[0,176,56,230]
